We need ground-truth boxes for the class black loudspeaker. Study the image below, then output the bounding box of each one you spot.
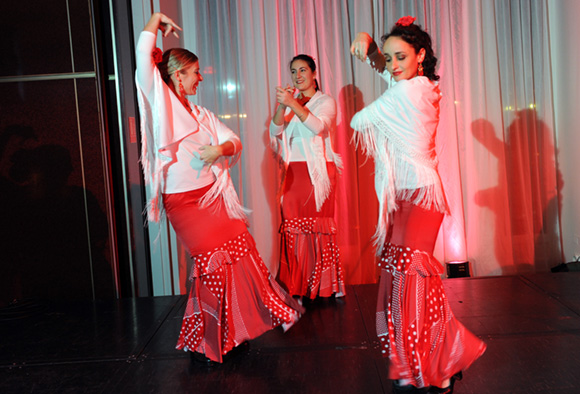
[446,261,470,278]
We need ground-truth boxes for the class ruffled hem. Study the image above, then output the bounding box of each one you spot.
[278,217,346,299]
[189,232,256,278]
[376,242,486,387]
[378,243,444,276]
[176,231,304,362]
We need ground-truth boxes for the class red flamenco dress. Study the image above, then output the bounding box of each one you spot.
[276,162,346,299]
[376,243,487,388]
[165,187,304,363]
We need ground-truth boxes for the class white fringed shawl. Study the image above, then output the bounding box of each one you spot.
[350,76,447,251]
[135,67,248,224]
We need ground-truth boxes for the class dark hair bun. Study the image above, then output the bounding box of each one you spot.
[382,22,439,81]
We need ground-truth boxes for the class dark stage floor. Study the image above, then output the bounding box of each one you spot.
[2,272,580,394]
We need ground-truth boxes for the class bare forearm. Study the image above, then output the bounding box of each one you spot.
[143,13,163,34]
[287,101,311,123]
[272,104,287,126]
[274,85,310,124]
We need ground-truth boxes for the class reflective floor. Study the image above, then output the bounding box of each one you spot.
[2,272,580,393]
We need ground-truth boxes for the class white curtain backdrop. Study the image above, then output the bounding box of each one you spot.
[132,0,580,295]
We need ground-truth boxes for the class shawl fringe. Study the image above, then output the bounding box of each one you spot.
[270,92,341,212]
[200,162,251,222]
[352,100,447,254]
[136,69,248,225]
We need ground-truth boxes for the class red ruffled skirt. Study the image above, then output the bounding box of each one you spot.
[376,243,486,387]
[277,162,346,299]
[164,186,303,363]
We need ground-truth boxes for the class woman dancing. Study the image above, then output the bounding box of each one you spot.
[350,16,486,393]
[135,12,303,364]
[270,54,346,301]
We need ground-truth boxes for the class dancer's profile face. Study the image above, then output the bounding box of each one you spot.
[175,61,203,96]
[290,60,317,94]
[383,36,425,82]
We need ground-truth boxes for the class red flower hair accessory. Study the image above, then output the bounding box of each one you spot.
[152,47,163,65]
[395,16,416,27]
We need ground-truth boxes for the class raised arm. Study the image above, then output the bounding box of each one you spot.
[272,86,291,127]
[301,96,336,136]
[271,88,336,136]
[350,32,386,74]
[270,85,303,138]
[136,13,182,95]
[277,87,310,121]
[271,85,295,128]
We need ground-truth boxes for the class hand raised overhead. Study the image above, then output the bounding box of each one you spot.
[350,32,373,61]
[144,12,183,38]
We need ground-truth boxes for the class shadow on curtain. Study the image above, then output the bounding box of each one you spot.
[138,0,566,292]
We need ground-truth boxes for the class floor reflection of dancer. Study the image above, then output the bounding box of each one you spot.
[135,12,303,365]
[270,54,346,302]
[350,16,486,393]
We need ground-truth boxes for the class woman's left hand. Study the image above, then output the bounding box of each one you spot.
[144,12,182,37]
[199,145,222,167]
[351,32,374,61]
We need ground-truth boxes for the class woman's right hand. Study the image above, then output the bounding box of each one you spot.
[350,32,373,61]
[272,85,294,125]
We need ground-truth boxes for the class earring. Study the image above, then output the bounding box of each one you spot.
[418,62,424,76]
[175,72,186,97]
[176,76,192,114]
[178,81,186,97]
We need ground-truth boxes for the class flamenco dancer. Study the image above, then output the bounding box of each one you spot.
[270,54,346,302]
[350,16,486,393]
[135,12,303,364]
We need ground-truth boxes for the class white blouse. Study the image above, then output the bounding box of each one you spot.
[135,31,246,222]
[269,91,342,211]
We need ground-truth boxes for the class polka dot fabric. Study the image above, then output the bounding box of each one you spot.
[378,243,444,276]
[277,217,346,299]
[176,231,304,363]
[376,242,486,387]
[189,232,254,280]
